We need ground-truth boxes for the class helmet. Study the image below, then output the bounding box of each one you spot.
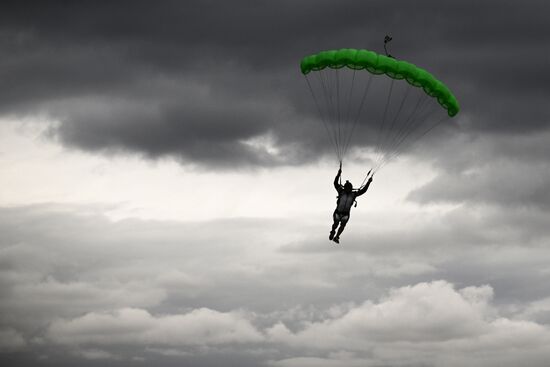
[344,180,353,192]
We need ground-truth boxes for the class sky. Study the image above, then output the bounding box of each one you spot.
[1,1,550,366]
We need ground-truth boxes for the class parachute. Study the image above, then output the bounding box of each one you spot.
[300,47,459,176]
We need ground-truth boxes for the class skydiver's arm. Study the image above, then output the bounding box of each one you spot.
[334,167,342,191]
[356,177,373,197]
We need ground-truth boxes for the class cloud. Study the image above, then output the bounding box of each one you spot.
[4,273,167,313]
[76,348,118,360]
[1,3,550,366]
[1,1,549,168]
[47,307,262,347]
[146,347,192,357]
[267,281,494,347]
[36,281,550,367]
[408,131,550,210]
[0,328,26,351]
[2,203,550,365]
[266,281,550,367]
[3,202,550,329]
[518,297,550,325]
[268,354,367,367]
[409,163,550,209]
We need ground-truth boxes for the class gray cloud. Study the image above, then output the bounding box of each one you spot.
[1,1,549,167]
[266,282,550,367]
[2,2,550,365]
[0,328,26,351]
[46,307,262,346]
[409,164,550,209]
[408,131,550,209]
[2,203,550,365]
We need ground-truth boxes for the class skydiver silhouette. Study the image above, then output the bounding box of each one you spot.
[330,162,373,244]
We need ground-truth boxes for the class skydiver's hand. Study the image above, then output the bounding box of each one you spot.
[368,176,373,183]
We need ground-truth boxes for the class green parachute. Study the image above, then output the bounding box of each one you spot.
[300,48,460,174]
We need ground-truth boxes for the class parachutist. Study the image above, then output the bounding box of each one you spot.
[329,166,373,244]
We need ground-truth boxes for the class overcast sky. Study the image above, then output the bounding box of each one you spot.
[2,1,550,366]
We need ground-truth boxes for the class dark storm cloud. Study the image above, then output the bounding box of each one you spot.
[406,131,550,209]
[1,0,549,167]
[409,163,550,209]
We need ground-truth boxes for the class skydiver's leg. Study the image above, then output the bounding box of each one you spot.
[330,211,340,240]
[331,218,339,232]
[333,215,349,243]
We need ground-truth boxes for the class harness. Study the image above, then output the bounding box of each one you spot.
[336,190,358,214]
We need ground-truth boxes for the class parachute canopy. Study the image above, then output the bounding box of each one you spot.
[301,49,459,117]
[300,48,460,173]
